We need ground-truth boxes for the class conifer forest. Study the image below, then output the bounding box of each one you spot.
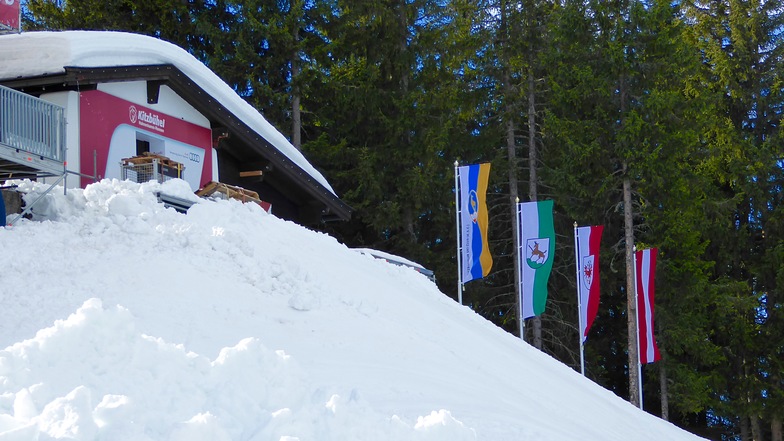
[21,1,784,439]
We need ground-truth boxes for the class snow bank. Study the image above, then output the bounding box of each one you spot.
[0,179,706,441]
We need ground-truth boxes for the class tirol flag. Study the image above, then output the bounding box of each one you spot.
[636,248,661,364]
[518,200,555,319]
[458,163,493,282]
[576,225,603,342]
[0,0,20,32]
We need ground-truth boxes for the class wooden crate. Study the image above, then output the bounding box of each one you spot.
[121,152,183,169]
[120,153,184,183]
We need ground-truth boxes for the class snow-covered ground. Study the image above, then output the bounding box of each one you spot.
[0,179,706,441]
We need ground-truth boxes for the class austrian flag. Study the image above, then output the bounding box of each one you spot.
[576,225,603,342]
[636,248,661,364]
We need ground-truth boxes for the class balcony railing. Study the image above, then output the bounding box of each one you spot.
[0,84,66,170]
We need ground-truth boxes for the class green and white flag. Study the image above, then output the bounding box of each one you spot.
[517,200,555,319]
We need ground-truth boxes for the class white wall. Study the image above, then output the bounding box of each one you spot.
[98,81,210,129]
[39,90,81,188]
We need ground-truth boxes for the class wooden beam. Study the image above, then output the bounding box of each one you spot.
[240,170,264,178]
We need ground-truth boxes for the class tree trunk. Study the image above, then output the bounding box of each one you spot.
[290,27,301,149]
[507,115,521,337]
[750,414,762,441]
[772,417,782,441]
[404,206,416,241]
[659,359,669,421]
[741,416,751,441]
[527,67,542,350]
[499,0,525,341]
[742,359,762,441]
[398,0,412,243]
[623,171,640,408]
[506,70,521,338]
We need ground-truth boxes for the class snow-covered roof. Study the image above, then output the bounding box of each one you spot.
[0,30,335,195]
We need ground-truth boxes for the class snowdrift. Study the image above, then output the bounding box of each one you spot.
[0,179,706,440]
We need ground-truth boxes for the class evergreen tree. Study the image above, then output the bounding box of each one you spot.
[21,1,784,437]
[542,0,738,426]
[24,0,197,49]
[682,0,784,437]
[302,0,496,304]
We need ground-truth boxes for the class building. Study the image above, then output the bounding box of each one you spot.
[0,31,350,225]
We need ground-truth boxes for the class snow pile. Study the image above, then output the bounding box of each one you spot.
[0,299,470,441]
[0,179,706,440]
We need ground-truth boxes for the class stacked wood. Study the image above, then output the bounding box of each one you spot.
[196,181,271,212]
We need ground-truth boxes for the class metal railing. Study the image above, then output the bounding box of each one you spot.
[0,84,66,163]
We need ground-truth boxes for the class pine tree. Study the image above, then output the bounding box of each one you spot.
[302,0,496,304]
[24,0,197,49]
[542,0,737,422]
[681,0,784,437]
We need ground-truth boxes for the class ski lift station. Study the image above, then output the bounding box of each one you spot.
[0,31,351,225]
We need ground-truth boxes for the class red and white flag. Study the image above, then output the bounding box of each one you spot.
[0,0,20,32]
[576,225,603,342]
[636,248,661,364]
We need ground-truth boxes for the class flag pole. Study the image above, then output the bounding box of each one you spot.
[633,246,644,410]
[515,197,525,340]
[454,161,464,305]
[574,222,585,376]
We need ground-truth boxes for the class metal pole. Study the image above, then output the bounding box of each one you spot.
[63,110,68,193]
[574,222,585,375]
[454,161,464,304]
[516,198,525,340]
[633,246,644,409]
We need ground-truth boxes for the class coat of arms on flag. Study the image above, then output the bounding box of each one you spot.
[526,238,550,269]
[468,189,480,223]
[581,255,595,289]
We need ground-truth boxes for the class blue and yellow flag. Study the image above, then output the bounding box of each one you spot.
[458,163,493,282]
